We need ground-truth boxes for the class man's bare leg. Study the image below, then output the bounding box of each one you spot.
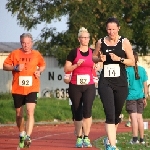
[24,103,36,147]
[16,106,25,133]
[16,106,26,148]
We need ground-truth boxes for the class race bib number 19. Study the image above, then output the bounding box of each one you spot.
[77,75,90,85]
[104,64,120,77]
[19,76,32,86]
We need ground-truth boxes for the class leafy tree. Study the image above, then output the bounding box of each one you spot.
[6,0,150,65]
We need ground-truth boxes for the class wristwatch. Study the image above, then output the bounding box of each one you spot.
[13,65,19,72]
[120,58,124,63]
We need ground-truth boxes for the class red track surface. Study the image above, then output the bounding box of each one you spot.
[0,121,134,150]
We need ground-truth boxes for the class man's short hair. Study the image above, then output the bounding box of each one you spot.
[20,33,33,41]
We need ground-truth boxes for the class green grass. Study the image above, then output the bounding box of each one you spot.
[0,93,13,100]
[0,93,150,124]
[93,130,150,150]
[0,95,104,124]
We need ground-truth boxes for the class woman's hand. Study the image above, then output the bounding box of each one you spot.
[109,53,120,61]
[99,54,106,62]
[77,59,85,66]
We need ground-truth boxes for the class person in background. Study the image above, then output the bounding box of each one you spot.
[64,27,96,148]
[3,33,46,148]
[126,51,148,144]
[92,17,135,150]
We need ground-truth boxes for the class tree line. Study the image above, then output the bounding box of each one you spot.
[6,0,150,65]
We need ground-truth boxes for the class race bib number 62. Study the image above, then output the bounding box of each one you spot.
[104,64,120,77]
[19,76,32,86]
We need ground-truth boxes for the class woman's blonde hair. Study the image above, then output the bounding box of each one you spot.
[78,27,90,37]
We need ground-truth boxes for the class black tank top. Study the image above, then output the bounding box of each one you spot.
[100,36,128,86]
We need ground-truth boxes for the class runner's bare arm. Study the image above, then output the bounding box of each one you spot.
[64,61,77,72]
[143,81,148,107]
[3,63,14,71]
[3,52,24,71]
[109,39,135,66]
[34,66,46,78]
[64,73,71,84]
[3,63,24,72]
[38,66,45,73]
[122,38,135,66]
[144,81,148,98]
[92,40,103,63]
[64,59,85,72]
[64,78,71,84]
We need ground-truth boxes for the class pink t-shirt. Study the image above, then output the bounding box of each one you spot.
[70,48,94,85]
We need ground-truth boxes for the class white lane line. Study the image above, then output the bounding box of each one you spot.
[2,132,73,141]
[32,132,73,141]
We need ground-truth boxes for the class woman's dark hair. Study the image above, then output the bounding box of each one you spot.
[133,51,140,80]
[106,17,120,27]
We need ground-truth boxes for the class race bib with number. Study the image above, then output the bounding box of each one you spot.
[77,75,90,85]
[104,64,120,77]
[19,76,33,86]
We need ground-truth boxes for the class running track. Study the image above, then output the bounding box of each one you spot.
[0,121,134,150]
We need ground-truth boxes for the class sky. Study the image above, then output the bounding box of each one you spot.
[0,0,67,42]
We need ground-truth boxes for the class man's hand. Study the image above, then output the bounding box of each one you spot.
[34,71,41,78]
[14,64,24,71]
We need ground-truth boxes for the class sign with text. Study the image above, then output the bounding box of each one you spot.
[40,68,100,99]
[40,68,69,99]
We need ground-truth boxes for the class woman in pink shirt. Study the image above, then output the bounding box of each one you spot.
[64,27,96,148]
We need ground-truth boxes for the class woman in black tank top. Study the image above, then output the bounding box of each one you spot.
[93,17,135,150]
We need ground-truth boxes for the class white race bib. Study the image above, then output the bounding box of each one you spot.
[19,76,32,86]
[104,64,120,77]
[77,74,90,85]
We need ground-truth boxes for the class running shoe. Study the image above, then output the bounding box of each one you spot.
[103,137,118,146]
[83,137,92,147]
[106,145,121,150]
[19,135,26,148]
[103,137,110,149]
[24,136,32,148]
[125,121,131,127]
[75,137,83,148]
[129,139,139,144]
[140,141,145,145]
